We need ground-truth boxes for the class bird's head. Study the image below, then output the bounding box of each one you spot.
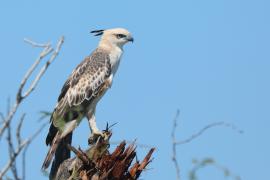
[91,28,133,49]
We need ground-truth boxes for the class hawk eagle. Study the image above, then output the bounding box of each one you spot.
[42,28,133,173]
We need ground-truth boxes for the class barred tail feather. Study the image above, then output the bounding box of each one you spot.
[42,132,61,170]
[49,132,72,179]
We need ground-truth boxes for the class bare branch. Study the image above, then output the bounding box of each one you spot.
[171,109,181,180]
[1,139,28,178]
[17,45,53,101]
[189,158,241,180]
[21,144,30,180]
[22,36,64,98]
[0,123,47,178]
[0,103,19,139]
[0,36,64,138]
[175,121,243,145]
[23,38,50,48]
[21,123,47,180]
[16,114,25,146]
[171,109,243,180]
[0,36,64,179]
[6,118,19,180]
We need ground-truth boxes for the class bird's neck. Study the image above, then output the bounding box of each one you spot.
[98,41,123,75]
[110,47,123,75]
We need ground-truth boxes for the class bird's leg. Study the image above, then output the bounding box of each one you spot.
[87,111,108,144]
[88,112,100,134]
[87,78,113,144]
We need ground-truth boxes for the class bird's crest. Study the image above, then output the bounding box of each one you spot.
[90,29,104,36]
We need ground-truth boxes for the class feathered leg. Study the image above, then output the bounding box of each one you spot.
[87,109,100,134]
[87,78,113,144]
[87,109,106,144]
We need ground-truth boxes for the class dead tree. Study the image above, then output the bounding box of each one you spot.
[54,130,155,180]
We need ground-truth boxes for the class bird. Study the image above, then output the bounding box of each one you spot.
[42,28,134,176]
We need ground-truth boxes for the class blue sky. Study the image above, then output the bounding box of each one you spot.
[0,0,270,179]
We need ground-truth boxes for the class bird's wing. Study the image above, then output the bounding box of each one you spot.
[54,49,111,122]
[46,49,111,143]
[43,49,111,170]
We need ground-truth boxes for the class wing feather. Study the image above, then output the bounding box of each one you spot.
[55,49,111,117]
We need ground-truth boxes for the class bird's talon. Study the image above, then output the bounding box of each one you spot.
[88,131,108,145]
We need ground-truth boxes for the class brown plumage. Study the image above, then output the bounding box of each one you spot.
[42,48,111,171]
[42,28,134,179]
[42,131,61,169]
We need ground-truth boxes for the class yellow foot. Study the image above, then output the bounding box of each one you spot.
[88,131,111,145]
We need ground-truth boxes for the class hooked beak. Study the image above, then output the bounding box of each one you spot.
[127,36,134,43]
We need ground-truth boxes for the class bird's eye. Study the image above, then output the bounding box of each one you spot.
[116,34,126,39]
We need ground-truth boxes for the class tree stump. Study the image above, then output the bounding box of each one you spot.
[54,130,155,180]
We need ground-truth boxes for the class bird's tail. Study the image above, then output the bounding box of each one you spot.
[43,112,74,179]
[42,132,61,170]
[49,132,72,179]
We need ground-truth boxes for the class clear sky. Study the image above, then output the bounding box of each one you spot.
[0,0,270,179]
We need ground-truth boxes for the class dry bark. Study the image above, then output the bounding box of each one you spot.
[54,131,155,180]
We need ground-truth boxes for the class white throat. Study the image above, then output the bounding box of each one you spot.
[109,46,123,75]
